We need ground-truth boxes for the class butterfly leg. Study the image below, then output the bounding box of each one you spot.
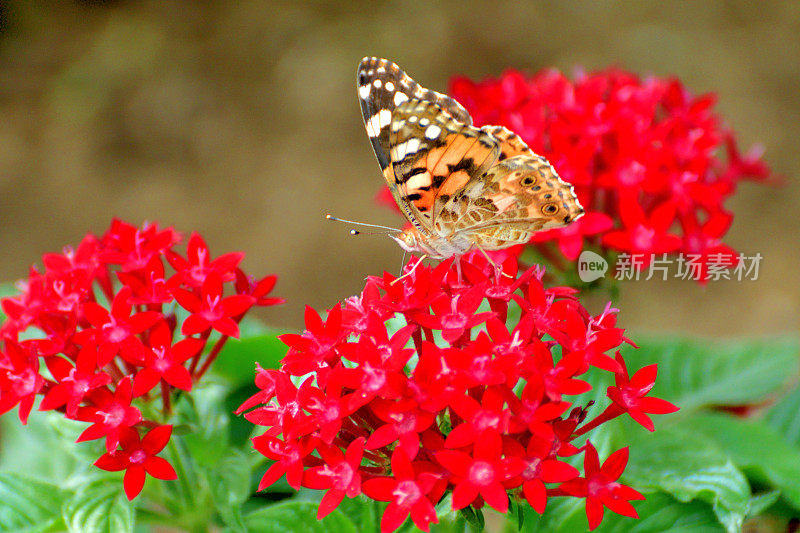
[390,254,428,285]
[475,245,514,279]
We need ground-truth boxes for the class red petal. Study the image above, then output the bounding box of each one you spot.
[257,462,286,491]
[523,479,547,514]
[381,502,410,533]
[123,465,146,500]
[163,366,193,391]
[211,317,240,338]
[221,295,256,317]
[132,368,160,397]
[480,482,509,513]
[172,288,201,313]
[586,497,605,530]
[366,424,397,450]
[182,315,211,336]
[83,303,110,327]
[601,447,629,481]
[170,338,205,363]
[94,453,126,472]
[639,396,679,414]
[435,451,470,477]
[603,496,638,518]
[128,311,163,334]
[451,482,479,510]
[144,456,177,480]
[142,425,173,454]
[362,478,397,502]
[317,489,345,519]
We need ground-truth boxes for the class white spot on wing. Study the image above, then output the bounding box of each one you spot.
[373,79,382,89]
[367,113,384,138]
[406,170,430,190]
[391,138,422,161]
[378,109,392,128]
[385,81,395,91]
[358,84,370,99]
[419,118,430,127]
[394,92,409,106]
[425,125,442,139]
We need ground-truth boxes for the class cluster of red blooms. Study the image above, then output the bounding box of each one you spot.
[239,253,678,532]
[0,219,281,500]
[444,68,775,280]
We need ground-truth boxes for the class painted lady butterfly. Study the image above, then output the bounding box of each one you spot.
[357,57,584,260]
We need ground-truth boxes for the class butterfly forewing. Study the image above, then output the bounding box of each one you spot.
[388,99,501,231]
[357,57,471,173]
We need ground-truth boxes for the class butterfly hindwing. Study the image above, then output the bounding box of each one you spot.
[436,155,583,247]
[388,99,501,231]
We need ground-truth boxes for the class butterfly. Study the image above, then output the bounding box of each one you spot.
[357,57,584,260]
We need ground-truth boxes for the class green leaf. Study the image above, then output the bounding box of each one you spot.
[524,495,586,532]
[214,332,286,385]
[765,385,800,446]
[746,490,781,518]
[242,501,357,533]
[460,506,485,531]
[176,380,231,466]
[591,492,723,533]
[0,283,19,324]
[622,422,751,532]
[335,496,379,533]
[62,484,133,533]
[207,450,252,532]
[619,335,800,412]
[680,412,800,510]
[0,473,66,532]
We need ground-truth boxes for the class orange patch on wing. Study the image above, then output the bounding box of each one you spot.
[440,170,471,196]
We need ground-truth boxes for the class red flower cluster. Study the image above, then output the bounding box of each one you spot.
[0,219,281,499]
[239,254,677,531]
[444,68,775,280]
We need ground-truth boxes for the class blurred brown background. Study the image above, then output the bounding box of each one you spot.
[0,1,797,335]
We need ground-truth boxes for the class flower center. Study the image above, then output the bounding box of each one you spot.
[103,322,129,344]
[632,225,656,250]
[472,410,501,431]
[467,461,495,486]
[440,313,468,330]
[393,480,422,507]
[129,450,146,465]
[102,404,125,427]
[521,457,541,480]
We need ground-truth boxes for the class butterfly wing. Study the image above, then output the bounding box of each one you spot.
[480,125,536,160]
[387,99,501,232]
[357,57,471,174]
[436,154,585,249]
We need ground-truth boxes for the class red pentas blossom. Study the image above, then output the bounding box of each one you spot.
[0,219,282,500]
[239,253,677,531]
[445,67,776,282]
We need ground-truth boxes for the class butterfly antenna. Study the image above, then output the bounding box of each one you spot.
[325,214,401,234]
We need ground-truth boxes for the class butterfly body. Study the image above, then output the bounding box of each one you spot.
[358,57,584,259]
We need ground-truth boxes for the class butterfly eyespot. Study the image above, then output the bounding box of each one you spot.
[521,176,536,186]
[542,203,559,215]
[544,193,552,199]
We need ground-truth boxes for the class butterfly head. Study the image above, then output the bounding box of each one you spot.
[391,227,424,254]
